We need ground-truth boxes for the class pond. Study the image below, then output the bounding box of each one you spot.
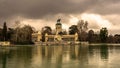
[0,45,120,68]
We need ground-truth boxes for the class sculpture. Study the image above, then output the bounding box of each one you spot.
[57,19,61,23]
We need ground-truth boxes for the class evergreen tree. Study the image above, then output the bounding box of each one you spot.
[99,27,108,43]
[87,30,94,43]
[69,25,78,35]
[2,22,7,41]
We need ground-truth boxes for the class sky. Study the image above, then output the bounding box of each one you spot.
[0,0,120,34]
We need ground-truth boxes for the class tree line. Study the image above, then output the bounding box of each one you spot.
[0,20,120,44]
[0,22,34,44]
[41,20,120,43]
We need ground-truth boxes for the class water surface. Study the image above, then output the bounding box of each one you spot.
[0,45,120,68]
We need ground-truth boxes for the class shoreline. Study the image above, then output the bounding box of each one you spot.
[89,43,120,46]
[1,43,120,47]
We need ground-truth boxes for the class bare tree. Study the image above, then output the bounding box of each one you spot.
[77,20,88,33]
[77,20,88,41]
[83,21,88,31]
[11,25,33,44]
[77,20,84,33]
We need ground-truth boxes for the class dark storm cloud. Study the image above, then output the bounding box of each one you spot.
[0,0,120,32]
[89,0,120,15]
[0,0,119,19]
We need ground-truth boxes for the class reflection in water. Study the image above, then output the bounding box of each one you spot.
[100,45,108,60]
[0,45,120,68]
[2,50,8,68]
[0,47,33,68]
[0,48,10,68]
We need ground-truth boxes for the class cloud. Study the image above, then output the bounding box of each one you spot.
[87,0,120,15]
[1,0,119,19]
[81,13,113,29]
[0,0,120,34]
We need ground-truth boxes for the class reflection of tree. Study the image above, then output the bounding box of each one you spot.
[70,45,89,65]
[0,46,91,68]
[2,52,7,68]
[70,46,76,59]
[40,46,63,68]
[0,49,12,68]
[14,47,33,68]
[88,46,94,56]
[100,45,108,60]
[78,45,89,65]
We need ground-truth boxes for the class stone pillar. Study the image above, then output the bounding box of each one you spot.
[45,33,48,42]
[37,34,41,42]
[37,31,41,42]
[75,33,78,42]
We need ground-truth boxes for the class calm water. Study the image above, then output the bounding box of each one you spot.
[0,45,120,68]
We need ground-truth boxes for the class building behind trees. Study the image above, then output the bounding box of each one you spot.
[1,20,120,44]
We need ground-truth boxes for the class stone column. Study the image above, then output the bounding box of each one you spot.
[37,34,41,42]
[75,33,78,42]
[45,33,48,42]
[37,31,41,42]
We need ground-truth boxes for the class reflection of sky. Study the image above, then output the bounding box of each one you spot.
[88,46,120,68]
[0,46,120,68]
[108,47,120,67]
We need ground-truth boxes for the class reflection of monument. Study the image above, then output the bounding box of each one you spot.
[100,45,108,59]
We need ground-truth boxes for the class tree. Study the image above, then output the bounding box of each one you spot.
[0,28,3,41]
[58,30,67,35]
[107,35,114,43]
[77,20,88,33]
[14,20,21,28]
[114,34,120,43]
[41,26,52,34]
[22,25,33,43]
[77,20,88,41]
[60,29,67,35]
[83,21,88,31]
[41,26,52,42]
[2,22,7,41]
[99,27,108,43]
[69,25,79,35]
[77,20,84,33]
[79,31,88,41]
[87,30,94,43]
[7,28,14,41]
[11,25,34,44]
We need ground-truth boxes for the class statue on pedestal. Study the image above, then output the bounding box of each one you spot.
[57,19,61,23]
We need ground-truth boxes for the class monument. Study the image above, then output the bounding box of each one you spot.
[32,19,79,45]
